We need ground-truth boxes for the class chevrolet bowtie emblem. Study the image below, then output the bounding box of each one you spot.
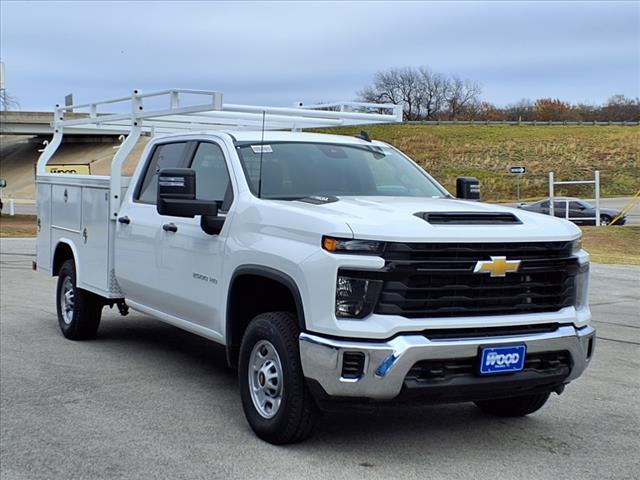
[474,256,521,277]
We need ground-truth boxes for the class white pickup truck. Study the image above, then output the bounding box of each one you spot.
[36,90,595,444]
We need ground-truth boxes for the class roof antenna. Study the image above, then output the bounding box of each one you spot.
[355,130,371,142]
[257,110,266,198]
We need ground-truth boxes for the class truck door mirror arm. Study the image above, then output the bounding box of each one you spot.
[201,215,225,235]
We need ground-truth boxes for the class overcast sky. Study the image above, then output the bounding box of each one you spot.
[1,0,638,111]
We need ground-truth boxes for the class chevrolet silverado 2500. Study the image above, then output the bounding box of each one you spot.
[36,90,595,444]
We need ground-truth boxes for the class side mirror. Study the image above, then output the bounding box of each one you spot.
[456,176,480,201]
[157,168,218,218]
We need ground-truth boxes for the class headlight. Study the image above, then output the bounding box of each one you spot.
[574,265,589,310]
[323,236,384,254]
[335,275,383,319]
[571,238,582,254]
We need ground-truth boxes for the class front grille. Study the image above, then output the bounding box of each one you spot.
[422,323,560,340]
[373,241,578,318]
[406,351,572,384]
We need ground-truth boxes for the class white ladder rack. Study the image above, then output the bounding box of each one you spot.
[37,89,403,218]
[50,89,402,133]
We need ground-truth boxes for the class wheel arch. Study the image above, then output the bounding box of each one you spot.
[226,265,306,368]
[52,239,80,278]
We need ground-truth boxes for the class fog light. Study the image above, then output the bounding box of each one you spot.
[341,352,365,379]
[335,276,383,319]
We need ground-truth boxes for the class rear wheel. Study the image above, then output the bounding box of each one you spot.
[600,215,612,226]
[238,311,319,444]
[56,259,103,340]
[474,392,551,417]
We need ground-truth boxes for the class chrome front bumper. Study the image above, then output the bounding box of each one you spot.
[299,325,595,400]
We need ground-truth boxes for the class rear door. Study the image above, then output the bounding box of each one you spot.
[115,141,193,309]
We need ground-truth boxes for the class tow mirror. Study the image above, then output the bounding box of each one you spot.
[157,168,218,219]
[456,176,480,201]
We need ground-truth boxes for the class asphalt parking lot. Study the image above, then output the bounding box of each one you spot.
[1,238,639,480]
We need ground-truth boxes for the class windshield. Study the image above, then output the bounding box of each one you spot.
[235,142,448,199]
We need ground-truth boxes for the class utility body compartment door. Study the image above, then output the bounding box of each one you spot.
[36,183,52,272]
[80,188,110,291]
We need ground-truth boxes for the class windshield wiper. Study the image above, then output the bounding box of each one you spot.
[261,195,340,205]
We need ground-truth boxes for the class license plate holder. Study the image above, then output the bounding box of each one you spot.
[479,344,526,375]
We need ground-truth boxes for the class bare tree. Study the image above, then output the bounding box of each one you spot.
[503,99,535,121]
[358,67,423,120]
[0,89,20,111]
[600,95,640,122]
[444,76,482,120]
[417,68,449,119]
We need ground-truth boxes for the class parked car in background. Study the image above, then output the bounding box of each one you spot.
[518,197,625,226]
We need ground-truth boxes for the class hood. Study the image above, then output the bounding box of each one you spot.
[600,207,622,216]
[283,196,581,243]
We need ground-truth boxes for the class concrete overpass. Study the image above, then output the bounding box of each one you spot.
[1,111,127,136]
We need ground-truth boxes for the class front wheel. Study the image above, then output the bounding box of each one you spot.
[56,259,103,340]
[474,392,551,417]
[238,312,319,444]
[600,215,612,226]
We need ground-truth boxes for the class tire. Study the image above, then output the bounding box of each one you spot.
[56,259,103,340]
[474,392,551,417]
[238,311,319,444]
[600,215,612,226]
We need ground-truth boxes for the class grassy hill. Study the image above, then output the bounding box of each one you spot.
[317,125,639,201]
[1,125,638,202]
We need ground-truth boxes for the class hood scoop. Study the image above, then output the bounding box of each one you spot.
[415,211,522,225]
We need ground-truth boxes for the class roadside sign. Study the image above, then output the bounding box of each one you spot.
[509,167,526,200]
[45,164,91,175]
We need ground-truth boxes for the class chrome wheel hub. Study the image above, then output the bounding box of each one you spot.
[248,340,283,419]
[60,277,75,325]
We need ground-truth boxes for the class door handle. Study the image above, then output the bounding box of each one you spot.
[162,223,178,233]
[118,216,130,224]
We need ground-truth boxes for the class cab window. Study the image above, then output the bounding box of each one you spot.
[136,142,189,204]
[190,142,233,211]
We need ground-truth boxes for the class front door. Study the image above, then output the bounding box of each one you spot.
[156,140,235,334]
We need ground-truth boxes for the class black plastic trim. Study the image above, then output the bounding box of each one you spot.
[226,265,307,365]
[415,211,522,225]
